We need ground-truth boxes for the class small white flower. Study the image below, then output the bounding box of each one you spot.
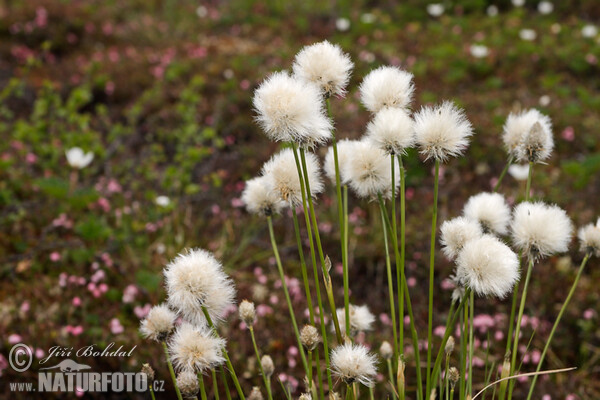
[502,109,552,159]
[511,202,573,260]
[487,5,499,17]
[508,164,530,181]
[455,235,520,298]
[261,148,323,206]
[427,3,445,17]
[365,108,415,155]
[413,101,473,162]
[253,72,332,145]
[537,1,553,14]
[140,304,177,342]
[516,121,554,163]
[441,216,483,260]
[165,249,236,326]
[578,222,600,257]
[292,41,354,98]
[359,66,415,114]
[330,343,378,386]
[343,141,398,200]
[512,0,525,7]
[469,44,489,58]
[335,304,375,335]
[241,176,286,216]
[539,95,551,107]
[463,192,511,235]
[65,147,94,169]
[169,323,226,373]
[336,18,351,32]
[155,196,171,207]
[582,24,598,39]
[196,6,208,18]
[519,29,537,41]
[324,139,358,184]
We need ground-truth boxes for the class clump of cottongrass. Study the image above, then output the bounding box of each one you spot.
[365,107,415,155]
[262,148,323,207]
[413,101,473,162]
[140,303,177,342]
[253,71,332,145]
[502,109,552,160]
[379,341,393,360]
[242,176,286,217]
[511,202,573,260]
[292,41,353,98]
[463,192,511,235]
[324,139,357,183]
[578,219,600,257]
[440,217,483,260]
[455,235,520,298]
[300,325,321,351]
[260,355,274,378]
[334,304,375,335]
[330,343,378,386]
[516,121,554,163]
[176,370,199,398]
[359,66,415,114]
[164,249,236,326]
[238,300,256,327]
[343,141,398,200]
[169,323,226,373]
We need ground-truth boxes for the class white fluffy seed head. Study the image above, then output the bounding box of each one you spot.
[140,304,177,342]
[463,192,511,235]
[262,148,323,207]
[324,139,358,184]
[414,101,473,162]
[511,202,573,260]
[241,176,286,217]
[253,71,332,145]
[292,41,354,98]
[334,304,375,335]
[365,108,415,155]
[502,109,552,159]
[169,323,226,373]
[440,217,484,260]
[455,235,520,299]
[176,370,199,397]
[359,66,415,114]
[516,121,554,163]
[343,141,399,200]
[578,221,600,257]
[238,300,256,327]
[164,249,236,326]
[330,343,378,386]
[379,341,393,360]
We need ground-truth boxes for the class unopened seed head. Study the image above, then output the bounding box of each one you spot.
[578,222,600,257]
[292,41,354,98]
[330,343,378,386]
[300,325,321,351]
[449,366,460,386]
[141,363,155,381]
[248,387,264,400]
[298,394,312,400]
[140,304,177,342]
[176,370,199,398]
[380,341,393,360]
[239,300,256,327]
[261,355,274,378]
[360,66,415,113]
[440,216,483,260]
[445,336,455,355]
[516,121,554,163]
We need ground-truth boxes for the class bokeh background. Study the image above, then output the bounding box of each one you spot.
[1,0,599,398]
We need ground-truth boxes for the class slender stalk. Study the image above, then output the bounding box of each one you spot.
[526,253,591,399]
[150,385,157,400]
[378,194,423,400]
[249,327,273,400]
[266,216,309,374]
[291,145,333,390]
[459,300,468,400]
[220,366,232,400]
[397,155,407,363]
[198,373,208,400]
[369,386,375,400]
[380,202,399,372]
[307,350,313,391]
[430,298,464,392]
[493,156,513,193]
[162,341,183,400]
[525,161,534,201]
[212,369,220,400]
[343,183,350,338]
[386,359,398,399]
[507,258,534,400]
[426,159,441,397]
[468,290,475,397]
[346,384,355,400]
[445,357,450,400]
[201,307,246,400]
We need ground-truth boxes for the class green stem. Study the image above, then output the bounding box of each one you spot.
[343,184,350,338]
[493,156,513,193]
[468,290,475,397]
[397,155,406,364]
[150,386,156,400]
[526,253,591,400]
[459,299,468,400]
[525,161,533,201]
[220,366,232,400]
[507,258,534,400]
[266,216,309,375]
[445,357,449,400]
[387,359,398,400]
[212,369,220,400]
[200,307,246,400]
[308,350,313,391]
[430,297,464,393]
[250,327,273,400]
[426,159,440,397]
[198,373,208,400]
[346,384,355,400]
[162,341,183,400]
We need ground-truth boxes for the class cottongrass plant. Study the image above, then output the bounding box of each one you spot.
[139,41,594,400]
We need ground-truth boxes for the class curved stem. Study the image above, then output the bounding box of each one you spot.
[220,366,232,400]
[249,327,273,400]
[467,290,475,397]
[525,161,534,201]
[526,254,591,399]
[211,369,220,400]
[198,373,208,400]
[162,341,183,400]
[493,156,513,193]
[397,155,406,364]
